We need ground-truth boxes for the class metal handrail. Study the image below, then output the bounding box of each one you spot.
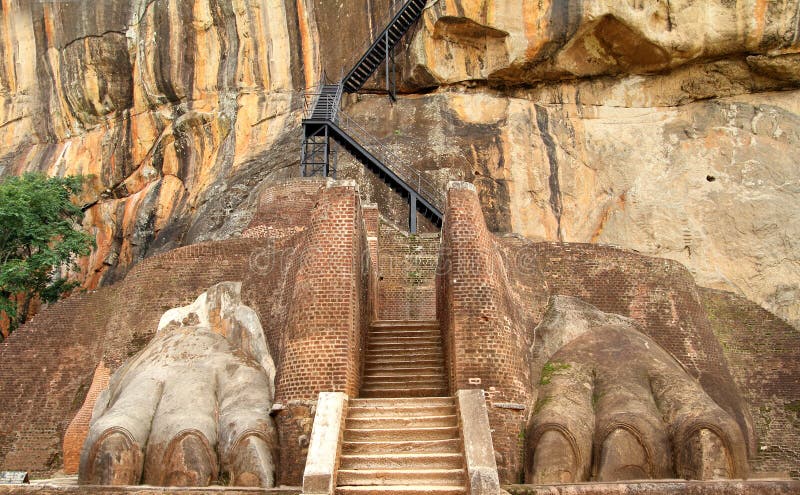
[340,0,422,88]
[302,82,343,121]
[336,109,445,210]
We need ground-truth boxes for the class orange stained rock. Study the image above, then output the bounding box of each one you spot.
[1,0,16,93]
[750,0,768,49]
[154,175,187,233]
[80,201,120,290]
[63,361,111,474]
[522,0,553,61]
[296,0,316,88]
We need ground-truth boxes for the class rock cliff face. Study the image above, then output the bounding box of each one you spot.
[1,0,799,326]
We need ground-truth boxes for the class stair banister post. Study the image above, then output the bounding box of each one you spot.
[409,192,418,233]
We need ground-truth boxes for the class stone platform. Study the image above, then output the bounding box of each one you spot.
[504,480,800,495]
[0,480,797,495]
[0,485,300,495]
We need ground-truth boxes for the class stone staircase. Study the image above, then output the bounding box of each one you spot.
[335,320,465,494]
[361,320,448,397]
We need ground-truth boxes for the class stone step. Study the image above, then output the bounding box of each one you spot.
[369,334,442,343]
[368,338,442,349]
[366,344,442,353]
[339,453,464,470]
[365,350,443,360]
[366,355,443,363]
[371,320,439,330]
[336,485,466,495]
[363,366,445,377]
[364,360,444,370]
[361,373,445,383]
[361,382,448,393]
[348,404,455,419]
[344,426,459,442]
[337,469,465,486]
[350,397,454,407]
[362,374,446,384]
[367,346,443,355]
[346,414,457,429]
[360,387,449,398]
[342,439,462,455]
[369,329,442,338]
[364,361,445,372]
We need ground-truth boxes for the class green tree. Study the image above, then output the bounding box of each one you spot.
[0,173,94,338]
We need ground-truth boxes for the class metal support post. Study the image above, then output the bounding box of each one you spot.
[385,31,396,102]
[323,125,330,177]
[409,192,418,233]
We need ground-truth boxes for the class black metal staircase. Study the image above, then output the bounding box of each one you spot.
[301,0,441,233]
[342,0,427,95]
[301,84,343,177]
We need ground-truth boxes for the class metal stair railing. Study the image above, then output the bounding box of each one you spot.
[341,0,405,74]
[336,109,444,212]
[303,81,343,122]
[341,0,427,93]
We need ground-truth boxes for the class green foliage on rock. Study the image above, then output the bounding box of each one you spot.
[0,173,94,337]
[539,362,571,385]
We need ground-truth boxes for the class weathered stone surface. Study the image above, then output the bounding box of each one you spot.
[79,282,278,487]
[1,0,799,331]
[337,82,800,330]
[504,480,800,495]
[526,296,748,483]
[402,0,800,88]
[301,392,347,494]
[457,389,501,495]
[0,487,299,495]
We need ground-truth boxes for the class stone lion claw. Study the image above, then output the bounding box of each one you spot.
[526,296,748,483]
[79,282,278,487]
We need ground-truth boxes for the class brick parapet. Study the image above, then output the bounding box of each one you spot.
[376,218,439,321]
[273,181,373,484]
[437,183,535,482]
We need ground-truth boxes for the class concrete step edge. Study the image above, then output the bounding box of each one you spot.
[349,398,454,407]
[336,486,466,494]
[341,440,462,455]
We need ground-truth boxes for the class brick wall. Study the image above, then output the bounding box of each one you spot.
[700,287,800,479]
[437,182,759,483]
[62,361,110,474]
[0,289,117,478]
[269,181,373,483]
[437,182,541,483]
[376,218,439,321]
[0,178,374,486]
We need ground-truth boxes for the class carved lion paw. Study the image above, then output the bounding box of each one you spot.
[79,282,278,487]
[526,296,748,483]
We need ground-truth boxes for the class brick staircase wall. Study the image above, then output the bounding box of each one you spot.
[376,218,439,321]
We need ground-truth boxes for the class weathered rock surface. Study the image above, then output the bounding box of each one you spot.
[526,295,748,483]
[339,83,800,330]
[79,282,278,487]
[0,0,798,329]
[402,0,800,89]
